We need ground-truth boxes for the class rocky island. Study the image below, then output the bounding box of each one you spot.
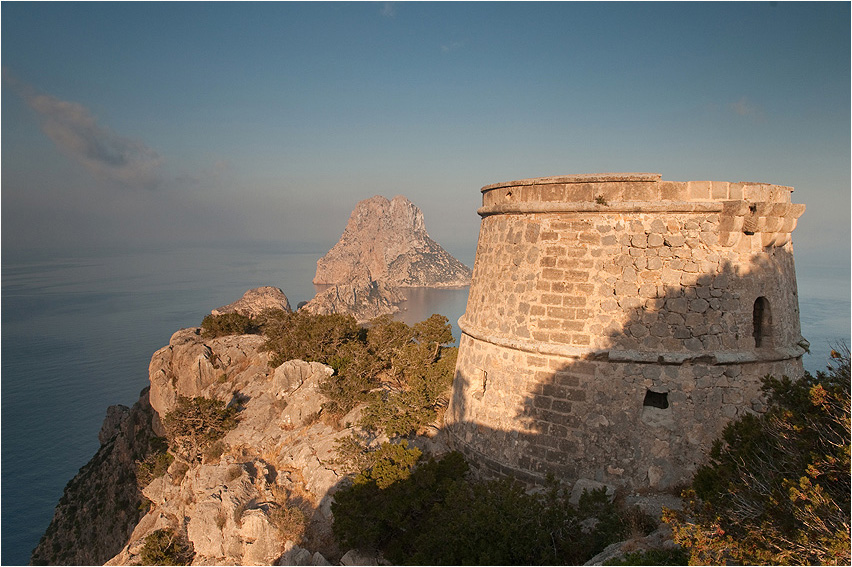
[314,195,471,288]
[307,195,471,323]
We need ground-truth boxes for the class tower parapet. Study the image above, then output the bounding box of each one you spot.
[445,173,806,489]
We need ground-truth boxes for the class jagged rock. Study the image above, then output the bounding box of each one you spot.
[99,404,130,445]
[148,328,271,421]
[270,361,333,427]
[314,195,471,288]
[240,508,286,565]
[279,543,314,566]
[110,458,281,565]
[212,286,292,317]
[101,328,352,565]
[30,391,161,565]
[272,359,334,396]
[226,359,335,446]
[278,543,332,565]
[105,510,176,566]
[38,292,412,566]
[301,277,405,323]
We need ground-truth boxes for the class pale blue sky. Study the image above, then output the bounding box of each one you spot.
[2,1,849,264]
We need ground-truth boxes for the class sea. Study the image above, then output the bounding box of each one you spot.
[1,242,848,565]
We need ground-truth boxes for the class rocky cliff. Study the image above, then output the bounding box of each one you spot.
[31,317,413,565]
[314,196,471,288]
[30,392,162,565]
[300,278,405,324]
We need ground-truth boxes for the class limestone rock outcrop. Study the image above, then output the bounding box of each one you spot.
[314,195,471,288]
[147,328,271,423]
[211,286,292,318]
[34,318,375,565]
[106,327,366,565]
[300,277,405,323]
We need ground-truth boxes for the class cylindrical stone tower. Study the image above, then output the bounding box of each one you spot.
[445,173,807,490]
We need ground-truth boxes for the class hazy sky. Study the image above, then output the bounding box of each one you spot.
[2,1,849,263]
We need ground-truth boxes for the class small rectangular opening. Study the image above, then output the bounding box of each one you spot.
[643,390,669,409]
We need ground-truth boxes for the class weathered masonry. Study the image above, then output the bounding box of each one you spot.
[445,173,808,490]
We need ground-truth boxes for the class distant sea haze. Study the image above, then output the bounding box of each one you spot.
[1,243,846,565]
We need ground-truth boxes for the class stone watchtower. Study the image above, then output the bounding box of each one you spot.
[445,173,807,490]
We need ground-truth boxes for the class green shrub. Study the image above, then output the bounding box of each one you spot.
[352,440,422,489]
[333,432,380,474]
[163,396,239,462]
[135,451,174,488]
[260,310,362,367]
[332,451,643,564]
[261,311,457,431]
[359,314,456,436]
[139,528,194,565]
[664,348,851,565]
[332,451,467,556]
[360,346,457,436]
[200,312,257,338]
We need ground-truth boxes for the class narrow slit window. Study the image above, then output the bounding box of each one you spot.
[753,297,772,348]
[743,204,758,235]
[643,390,668,409]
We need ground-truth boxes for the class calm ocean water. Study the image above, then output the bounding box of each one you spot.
[1,243,847,564]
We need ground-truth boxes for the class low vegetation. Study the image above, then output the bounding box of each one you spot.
[162,396,240,463]
[268,504,307,544]
[135,436,174,488]
[139,528,194,566]
[332,448,654,565]
[200,312,258,338]
[194,303,851,565]
[664,348,851,565]
[260,310,457,434]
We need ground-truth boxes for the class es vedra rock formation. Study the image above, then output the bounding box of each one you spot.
[314,195,472,289]
[303,195,471,323]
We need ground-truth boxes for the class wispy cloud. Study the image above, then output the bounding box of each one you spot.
[380,2,395,18]
[729,96,765,120]
[4,69,163,188]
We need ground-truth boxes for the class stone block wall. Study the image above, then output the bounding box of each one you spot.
[445,173,807,490]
